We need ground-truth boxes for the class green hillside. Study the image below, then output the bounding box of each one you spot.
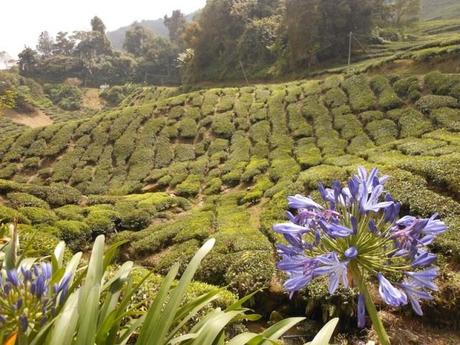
[1,69,460,337]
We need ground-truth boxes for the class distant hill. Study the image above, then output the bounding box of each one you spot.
[108,11,199,51]
[422,0,460,20]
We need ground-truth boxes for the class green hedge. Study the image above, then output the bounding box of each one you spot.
[18,207,57,225]
[342,74,376,112]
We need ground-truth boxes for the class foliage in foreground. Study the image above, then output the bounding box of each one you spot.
[0,222,338,345]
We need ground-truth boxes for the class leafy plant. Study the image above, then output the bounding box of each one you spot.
[0,222,338,345]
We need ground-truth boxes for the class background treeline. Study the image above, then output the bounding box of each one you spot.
[17,0,422,85]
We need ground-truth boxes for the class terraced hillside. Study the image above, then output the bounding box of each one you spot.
[1,71,460,334]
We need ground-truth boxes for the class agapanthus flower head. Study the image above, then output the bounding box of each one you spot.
[0,262,72,335]
[273,167,446,327]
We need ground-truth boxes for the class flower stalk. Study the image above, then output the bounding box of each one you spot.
[350,263,390,345]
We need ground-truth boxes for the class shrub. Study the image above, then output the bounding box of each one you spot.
[153,239,201,275]
[297,165,348,191]
[172,212,214,244]
[285,84,302,103]
[384,168,460,220]
[424,71,460,97]
[399,154,460,194]
[241,157,269,182]
[370,75,402,110]
[177,117,198,138]
[17,224,61,258]
[204,178,222,195]
[154,135,174,168]
[366,119,398,145]
[54,220,91,250]
[174,144,195,161]
[208,138,229,155]
[249,120,270,143]
[249,102,267,122]
[176,175,201,197]
[323,87,348,108]
[269,150,300,182]
[54,205,85,221]
[100,84,136,106]
[342,74,376,112]
[225,250,275,295]
[287,103,313,138]
[387,108,433,137]
[211,112,234,138]
[216,92,236,112]
[168,162,188,187]
[130,223,182,256]
[335,114,363,140]
[0,165,17,179]
[393,76,421,100]
[347,134,375,154]
[6,192,49,209]
[18,207,58,225]
[45,83,82,110]
[168,106,184,120]
[201,89,220,115]
[119,209,152,230]
[294,139,322,168]
[85,208,120,236]
[0,205,30,224]
[431,107,460,131]
[416,95,458,113]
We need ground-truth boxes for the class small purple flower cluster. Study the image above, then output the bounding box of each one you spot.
[273,167,446,326]
[0,262,71,334]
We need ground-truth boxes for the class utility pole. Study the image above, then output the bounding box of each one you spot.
[239,59,249,86]
[348,31,353,66]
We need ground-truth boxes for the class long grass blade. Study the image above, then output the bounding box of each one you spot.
[136,263,180,345]
[304,318,339,345]
[143,238,215,345]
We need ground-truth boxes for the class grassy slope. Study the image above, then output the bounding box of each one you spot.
[0,17,460,341]
[1,70,460,315]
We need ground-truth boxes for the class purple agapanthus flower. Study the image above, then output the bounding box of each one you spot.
[1,262,73,335]
[273,222,310,235]
[314,253,349,294]
[400,280,434,316]
[273,167,446,329]
[357,293,366,328]
[288,194,323,210]
[406,268,439,291]
[377,273,408,307]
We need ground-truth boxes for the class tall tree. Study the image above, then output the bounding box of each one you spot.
[188,0,245,71]
[18,47,38,74]
[123,25,155,57]
[284,0,321,69]
[91,16,106,33]
[53,32,75,56]
[316,0,374,59]
[164,10,187,47]
[37,31,54,57]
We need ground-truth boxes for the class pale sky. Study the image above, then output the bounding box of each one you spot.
[0,0,206,58]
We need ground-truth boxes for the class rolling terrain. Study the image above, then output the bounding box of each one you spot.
[1,13,460,343]
[1,69,460,340]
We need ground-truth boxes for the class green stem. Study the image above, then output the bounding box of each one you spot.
[350,263,391,345]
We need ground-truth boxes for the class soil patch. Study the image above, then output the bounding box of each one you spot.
[82,88,104,110]
[3,109,53,128]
